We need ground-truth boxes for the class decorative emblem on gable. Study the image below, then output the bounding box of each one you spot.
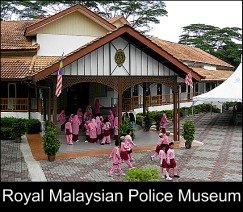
[114,49,125,67]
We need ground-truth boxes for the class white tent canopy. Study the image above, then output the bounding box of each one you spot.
[193,60,242,103]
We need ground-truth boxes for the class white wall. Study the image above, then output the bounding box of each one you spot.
[37,34,98,56]
[1,112,42,120]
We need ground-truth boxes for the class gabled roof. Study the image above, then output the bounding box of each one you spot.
[24,4,116,36]
[31,24,202,82]
[107,15,130,25]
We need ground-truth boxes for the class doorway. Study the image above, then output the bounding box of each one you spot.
[66,83,90,115]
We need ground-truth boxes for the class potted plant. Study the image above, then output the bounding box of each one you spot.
[43,122,61,161]
[182,120,195,149]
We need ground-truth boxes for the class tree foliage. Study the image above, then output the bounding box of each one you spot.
[179,24,242,67]
[0,0,167,33]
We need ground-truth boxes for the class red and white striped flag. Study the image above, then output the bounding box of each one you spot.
[185,71,193,88]
[55,59,63,97]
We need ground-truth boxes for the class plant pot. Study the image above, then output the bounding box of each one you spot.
[185,142,192,149]
[48,155,56,162]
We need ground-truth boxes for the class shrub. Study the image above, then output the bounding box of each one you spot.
[135,114,143,126]
[26,119,41,134]
[123,166,160,182]
[43,122,61,156]
[119,115,134,139]
[182,120,195,149]
[0,127,15,140]
[144,111,152,131]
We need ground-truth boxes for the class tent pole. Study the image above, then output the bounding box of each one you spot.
[210,102,212,118]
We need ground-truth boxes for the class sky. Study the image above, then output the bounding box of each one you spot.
[149,1,242,43]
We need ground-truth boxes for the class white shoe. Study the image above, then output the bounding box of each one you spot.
[166,176,172,181]
[121,173,126,176]
[84,140,88,143]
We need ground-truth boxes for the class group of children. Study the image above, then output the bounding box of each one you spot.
[150,131,180,181]
[58,104,118,145]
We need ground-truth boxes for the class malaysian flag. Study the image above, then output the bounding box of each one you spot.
[185,71,193,88]
[55,59,63,97]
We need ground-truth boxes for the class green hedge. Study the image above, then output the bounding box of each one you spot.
[123,166,160,182]
[26,119,41,134]
[0,127,15,140]
[0,117,41,140]
[136,103,220,125]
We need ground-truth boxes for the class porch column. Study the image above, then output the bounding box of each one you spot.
[173,90,178,141]
[118,79,123,128]
[47,87,51,122]
[28,86,31,119]
[142,82,146,116]
[53,78,57,125]
[177,87,180,141]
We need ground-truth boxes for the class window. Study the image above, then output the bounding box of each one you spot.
[133,85,138,96]
[8,83,16,98]
[180,84,187,93]
[206,83,211,92]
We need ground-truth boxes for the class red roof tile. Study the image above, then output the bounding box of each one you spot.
[148,36,234,68]
[192,67,233,81]
[1,20,39,50]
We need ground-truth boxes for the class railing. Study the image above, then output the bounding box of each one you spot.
[122,92,202,111]
[0,98,42,112]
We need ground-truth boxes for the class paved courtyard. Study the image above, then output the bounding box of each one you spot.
[1,111,242,182]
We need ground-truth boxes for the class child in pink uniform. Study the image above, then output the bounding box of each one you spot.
[167,142,180,178]
[120,136,133,168]
[88,118,98,143]
[101,117,111,145]
[71,114,80,142]
[163,131,170,145]
[108,139,125,177]
[159,144,172,181]
[113,116,119,141]
[124,129,136,161]
[150,133,164,160]
[65,118,73,145]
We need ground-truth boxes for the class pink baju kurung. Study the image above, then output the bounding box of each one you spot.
[113,116,119,140]
[96,116,103,140]
[65,121,73,145]
[58,110,66,131]
[71,115,80,142]
[101,121,111,144]
[88,118,98,143]
[108,146,124,176]
[160,114,169,134]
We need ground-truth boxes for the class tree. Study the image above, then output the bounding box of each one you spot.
[0,0,168,33]
[179,24,242,67]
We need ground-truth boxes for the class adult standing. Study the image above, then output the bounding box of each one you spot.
[58,110,66,131]
[93,99,102,117]
[160,112,169,134]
